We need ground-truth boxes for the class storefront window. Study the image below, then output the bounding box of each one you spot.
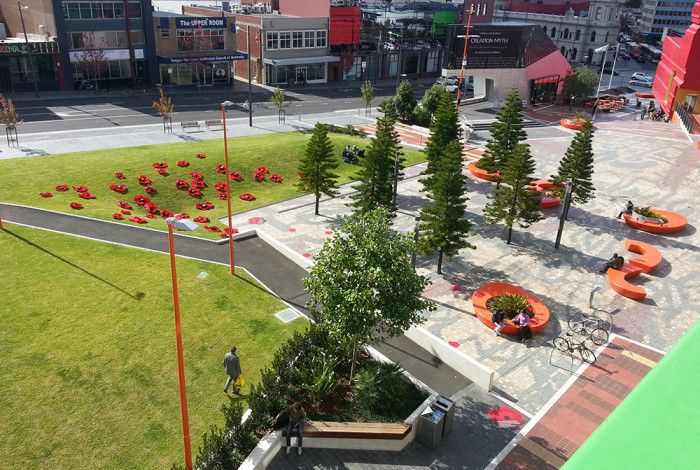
[387,53,398,77]
[426,50,439,73]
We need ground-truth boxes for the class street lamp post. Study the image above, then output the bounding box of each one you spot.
[165,217,200,470]
[389,29,404,92]
[455,6,475,112]
[221,101,236,275]
[168,67,173,95]
[17,2,39,98]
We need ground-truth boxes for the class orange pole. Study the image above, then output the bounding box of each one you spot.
[455,6,474,113]
[168,224,193,470]
[221,106,236,275]
[0,214,3,230]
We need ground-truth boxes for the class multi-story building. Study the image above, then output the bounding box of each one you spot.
[640,0,695,38]
[493,0,623,65]
[52,0,158,89]
[153,12,243,88]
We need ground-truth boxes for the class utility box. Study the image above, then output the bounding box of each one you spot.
[417,406,445,450]
[433,396,456,437]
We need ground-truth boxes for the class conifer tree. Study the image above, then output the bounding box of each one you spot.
[483,143,543,244]
[551,118,595,205]
[419,140,475,274]
[423,92,461,184]
[350,111,400,217]
[297,123,340,215]
[394,80,417,122]
[477,89,527,174]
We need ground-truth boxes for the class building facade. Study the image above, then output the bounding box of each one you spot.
[494,0,623,65]
[640,0,695,38]
[53,0,158,89]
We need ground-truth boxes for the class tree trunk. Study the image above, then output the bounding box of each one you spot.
[507,225,513,244]
[437,250,444,274]
[314,193,320,215]
[350,338,358,379]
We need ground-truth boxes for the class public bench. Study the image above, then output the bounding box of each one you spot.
[607,264,646,301]
[205,119,224,130]
[471,282,550,336]
[180,121,201,132]
[625,239,663,273]
[623,209,687,234]
[285,421,411,440]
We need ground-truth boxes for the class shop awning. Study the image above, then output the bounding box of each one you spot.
[263,56,340,66]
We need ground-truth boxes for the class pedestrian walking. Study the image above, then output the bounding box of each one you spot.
[223,346,242,394]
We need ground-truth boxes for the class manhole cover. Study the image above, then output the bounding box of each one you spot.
[275,308,301,323]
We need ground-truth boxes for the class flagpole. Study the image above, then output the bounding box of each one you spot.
[607,43,620,90]
[595,46,609,97]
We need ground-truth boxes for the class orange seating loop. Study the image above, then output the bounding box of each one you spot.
[471,282,550,336]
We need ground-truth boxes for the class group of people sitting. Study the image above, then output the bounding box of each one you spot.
[492,309,533,342]
[342,145,365,164]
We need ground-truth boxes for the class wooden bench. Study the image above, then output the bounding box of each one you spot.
[607,264,646,301]
[471,282,550,336]
[285,421,411,440]
[205,119,223,130]
[180,121,200,132]
[625,239,663,273]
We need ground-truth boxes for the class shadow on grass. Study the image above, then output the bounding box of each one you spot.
[3,228,145,301]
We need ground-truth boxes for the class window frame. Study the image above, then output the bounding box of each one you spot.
[266,31,279,50]
[315,30,327,48]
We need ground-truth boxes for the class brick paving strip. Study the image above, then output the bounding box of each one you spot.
[491,335,664,470]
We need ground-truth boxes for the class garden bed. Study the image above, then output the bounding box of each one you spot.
[471,282,550,335]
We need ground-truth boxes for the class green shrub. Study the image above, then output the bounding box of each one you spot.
[352,362,426,421]
[412,104,432,127]
[316,123,367,138]
[300,353,340,402]
[486,294,531,319]
[634,206,668,223]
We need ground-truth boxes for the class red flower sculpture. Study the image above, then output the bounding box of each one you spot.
[188,187,202,198]
[70,202,83,209]
[215,182,228,192]
[229,171,243,182]
[117,201,133,209]
[145,214,158,219]
[55,184,69,192]
[217,192,229,201]
[255,166,269,175]
[239,193,256,201]
[156,168,168,175]
[78,192,96,200]
[195,202,214,210]
[195,153,206,159]
[73,185,89,193]
[129,216,147,223]
[40,191,53,198]
[175,213,190,220]
[160,209,174,218]
[144,202,159,214]
[175,179,189,190]
[269,173,282,183]
[115,172,126,179]
[177,160,190,167]
[215,164,227,174]
[191,180,206,189]
[109,184,128,193]
[137,175,152,186]
[145,186,157,194]
[134,194,151,206]
[189,171,203,180]
[193,216,209,223]
[121,210,131,215]
[204,225,221,233]
[112,213,124,220]
[253,172,266,182]
[152,162,168,169]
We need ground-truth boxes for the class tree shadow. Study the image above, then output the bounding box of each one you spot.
[3,228,145,301]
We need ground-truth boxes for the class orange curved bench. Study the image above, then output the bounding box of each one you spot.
[607,264,646,301]
[634,93,654,98]
[623,209,687,234]
[625,239,663,273]
[471,282,550,336]
[529,179,563,209]
[560,118,587,130]
[467,161,500,182]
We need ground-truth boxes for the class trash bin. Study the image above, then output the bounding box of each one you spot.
[416,405,445,450]
[433,395,455,437]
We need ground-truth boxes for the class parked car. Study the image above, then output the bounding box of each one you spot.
[631,72,653,81]
[630,78,653,87]
[436,77,459,92]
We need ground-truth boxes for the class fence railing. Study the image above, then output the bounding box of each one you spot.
[675,103,694,132]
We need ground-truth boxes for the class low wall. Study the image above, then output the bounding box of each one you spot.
[404,326,494,391]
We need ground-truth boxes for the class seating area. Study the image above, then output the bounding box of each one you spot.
[559,117,587,130]
[205,120,224,130]
[623,209,688,234]
[180,121,201,132]
[529,179,563,209]
[471,282,550,335]
[607,239,664,301]
[285,421,411,440]
[467,161,500,182]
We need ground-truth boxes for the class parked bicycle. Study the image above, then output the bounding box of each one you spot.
[553,332,597,364]
[567,314,610,347]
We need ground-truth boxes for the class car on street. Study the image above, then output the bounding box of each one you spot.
[436,77,459,92]
[631,72,653,81]
[630,78,653,87]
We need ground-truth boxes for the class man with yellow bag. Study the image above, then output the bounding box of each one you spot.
[223,346,243,394]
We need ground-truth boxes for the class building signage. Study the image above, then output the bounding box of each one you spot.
[158,53,248,64]
[175,17,226,29]
[0,41,59,56]
[465,26,523,69]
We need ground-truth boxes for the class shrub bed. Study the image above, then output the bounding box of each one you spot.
[634,206,669,224]
[486,293,532,319]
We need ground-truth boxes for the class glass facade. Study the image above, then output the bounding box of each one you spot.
[62,1,142,20]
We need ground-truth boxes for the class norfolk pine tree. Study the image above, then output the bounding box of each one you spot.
[419,140,475,274]
[297,123,340,215]
[551,118,596,205]
[350,111,400,217]
[477,89,527,175]
[483,143,543,244]
[303,208,435,377]
[423,92,461,184]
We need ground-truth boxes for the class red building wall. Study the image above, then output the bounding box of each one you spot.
[279,0,329,17]
[330,7,361,45]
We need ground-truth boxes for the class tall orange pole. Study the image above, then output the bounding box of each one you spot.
[168,224,193,470]
[221,106,236,275]
[455,6,474,112]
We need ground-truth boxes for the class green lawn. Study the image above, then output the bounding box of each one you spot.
[0,224,306,469]
[0,132,425,238]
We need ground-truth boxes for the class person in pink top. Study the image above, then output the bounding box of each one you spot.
[514,311,533,342]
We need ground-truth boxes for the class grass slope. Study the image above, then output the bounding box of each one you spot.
[0,132,425,238]
[0,224,306,469]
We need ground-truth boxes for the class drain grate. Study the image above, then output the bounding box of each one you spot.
[275,308,301,323]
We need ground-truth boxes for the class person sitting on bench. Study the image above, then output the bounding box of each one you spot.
[600,253,625,273]
[617,201,634,219]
